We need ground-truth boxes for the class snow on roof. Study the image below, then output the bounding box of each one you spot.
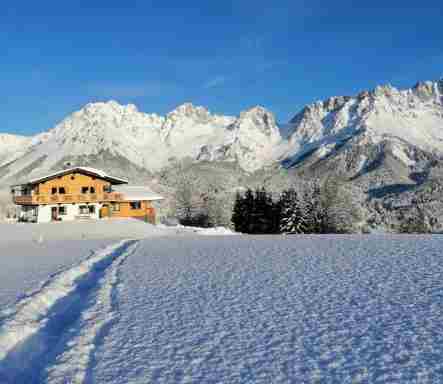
[113,185,164,201]
[23,167,128,185]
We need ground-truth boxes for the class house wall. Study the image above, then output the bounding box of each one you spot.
[35,172,111,195]
[110,201,156,223]
[37,205,52,223]
[37,203,102,223]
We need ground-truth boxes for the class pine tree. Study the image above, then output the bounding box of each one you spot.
[270,192,282,234]
[251,188,265,233]
[304,180,327,233]
[232,188,255,233]
[279,188,297,233]
[279,188,309,234]
[232,191,246,232]
[320,176,362,233]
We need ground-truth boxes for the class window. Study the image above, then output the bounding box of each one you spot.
[79,205,89,215]
[130,201,142,210]
[103,185,111,193]
[71,176,75,180]
[59,187,66,194]
[58,206,67,215]
[81,187,89,194]
[51,187,57,195]
[89,205,95,214]
[112,203,120,212]
[90,187,95,194]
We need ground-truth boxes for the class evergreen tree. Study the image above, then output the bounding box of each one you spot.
[279,188,298,233]
[232,188,255,233]
[232,191,246,232]
[270,192,282,234]
[232,187,279,234]
[320,176,362,233]
[252,188,270,233]
[304,180,327,233]
[279,188,311,234]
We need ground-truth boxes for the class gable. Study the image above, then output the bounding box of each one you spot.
[18,167,128,187]
[36,171,111,195]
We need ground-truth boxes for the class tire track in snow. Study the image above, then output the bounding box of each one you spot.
[0,239,138,384]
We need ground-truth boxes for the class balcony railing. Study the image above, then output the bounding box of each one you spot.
[13,195,34,205]
[13,192,124,205]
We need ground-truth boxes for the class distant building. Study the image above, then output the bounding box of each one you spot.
[11,167,163,223]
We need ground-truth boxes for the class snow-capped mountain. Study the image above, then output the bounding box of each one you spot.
[285,80,443,168]
[0,102,283,183]
[1,78,443,187]
[280,79,443,231]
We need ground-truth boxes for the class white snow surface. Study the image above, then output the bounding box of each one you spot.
[2,231,443,382]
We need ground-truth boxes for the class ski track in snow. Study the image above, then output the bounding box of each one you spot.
[92,235,443,383]
[0,239,139,384]
[2,235,443,383]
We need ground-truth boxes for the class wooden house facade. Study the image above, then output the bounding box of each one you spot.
[11,167,163,223]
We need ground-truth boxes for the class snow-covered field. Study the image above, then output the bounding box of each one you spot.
[1,224,443,383]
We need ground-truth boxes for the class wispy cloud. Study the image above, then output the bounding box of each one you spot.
[203,75,228,89]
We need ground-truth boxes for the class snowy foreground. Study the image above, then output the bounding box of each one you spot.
[1,222,443,383]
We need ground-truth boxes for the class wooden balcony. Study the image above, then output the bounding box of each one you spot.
[13,195,34,205]
[13,192,124,205]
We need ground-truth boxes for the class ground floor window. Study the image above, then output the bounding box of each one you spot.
[58,206,67,215]
[111,202,120,212]
[79,205,96,214]
[130,201,142,210]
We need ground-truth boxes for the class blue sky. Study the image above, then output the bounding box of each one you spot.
[1,1,442,135]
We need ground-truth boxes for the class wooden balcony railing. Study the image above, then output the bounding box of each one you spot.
[13,195,33,205]
[13,192,124,205]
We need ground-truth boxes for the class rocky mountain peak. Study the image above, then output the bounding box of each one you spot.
[413,80,443,101]
[371,84,399,98]
[235,106,280,139]
[323,96,352,112]
[167,103,211,121]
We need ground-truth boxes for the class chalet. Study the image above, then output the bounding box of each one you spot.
[10,167,163,223]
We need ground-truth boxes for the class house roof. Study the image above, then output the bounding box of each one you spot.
[113,185,164,201]
[13,167,128,186]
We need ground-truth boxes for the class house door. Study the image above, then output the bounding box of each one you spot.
[100,205,109,218]
[51,207,58,221]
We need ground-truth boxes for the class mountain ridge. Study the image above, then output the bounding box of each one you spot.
[1,78,442,184]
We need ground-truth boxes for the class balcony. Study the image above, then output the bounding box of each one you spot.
[13,192,124,205]
[13,195,34,205]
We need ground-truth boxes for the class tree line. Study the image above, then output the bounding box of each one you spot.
[232,178,363,234]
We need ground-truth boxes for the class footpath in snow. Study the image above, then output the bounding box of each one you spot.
[0,239,139,384]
